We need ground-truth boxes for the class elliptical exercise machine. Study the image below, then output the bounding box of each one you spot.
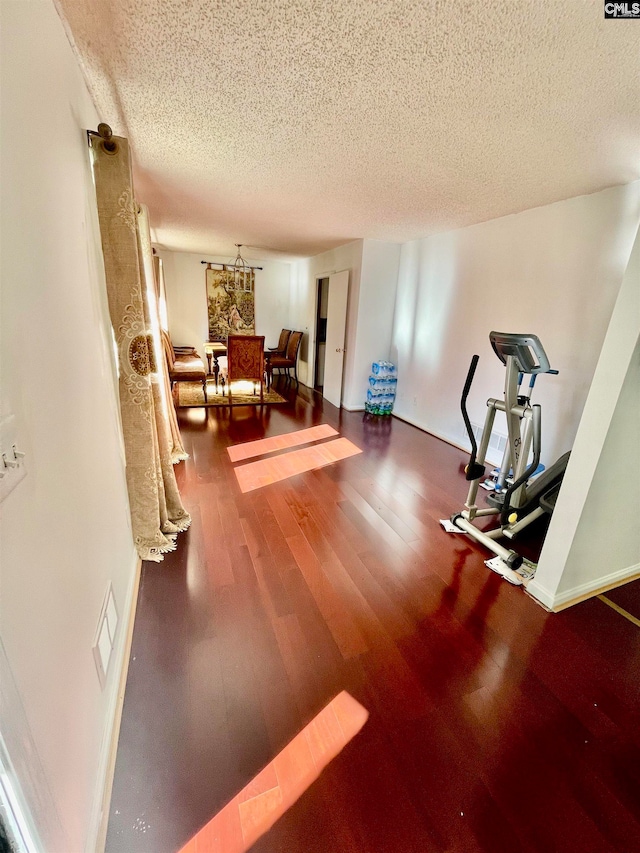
[448,332,570,585]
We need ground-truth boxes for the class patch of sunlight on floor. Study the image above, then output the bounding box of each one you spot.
[178,692,369,853]
[227,423,338,462]
[233,438,362,493]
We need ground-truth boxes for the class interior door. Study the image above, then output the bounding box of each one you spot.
[322,270,349,408]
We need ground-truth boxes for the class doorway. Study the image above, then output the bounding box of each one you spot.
[314,277,329,391]
[312,270,349,409]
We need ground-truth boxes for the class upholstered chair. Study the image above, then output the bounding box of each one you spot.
[161,329,207,403]
[227,335,265,405]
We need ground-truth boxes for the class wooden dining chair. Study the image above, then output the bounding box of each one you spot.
[268,329,291,357]
[269,330,303,387]
[226,335,265,405]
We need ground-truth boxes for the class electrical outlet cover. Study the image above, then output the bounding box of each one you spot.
[0,415,27,504]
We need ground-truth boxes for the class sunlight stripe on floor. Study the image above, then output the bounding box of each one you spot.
[178,692,369,853]
[227,423,338,462]
[233,437,362,492]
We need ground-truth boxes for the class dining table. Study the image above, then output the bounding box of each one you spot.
[203,341,273,390]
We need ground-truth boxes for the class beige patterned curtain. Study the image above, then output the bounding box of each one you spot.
[148,252,187,458]
[90,130,190,561]
[153,253,169,332]
[137,204,188,465]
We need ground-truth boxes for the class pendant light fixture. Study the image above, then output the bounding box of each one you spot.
[231,244,251,291]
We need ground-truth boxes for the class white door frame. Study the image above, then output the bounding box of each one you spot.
[309,274,327,393]
[321,270,350,408]
[309,270,350,403]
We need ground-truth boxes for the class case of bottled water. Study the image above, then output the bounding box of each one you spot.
[365,361,397,415]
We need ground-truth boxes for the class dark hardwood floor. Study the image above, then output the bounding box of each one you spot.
[106,380,640,853]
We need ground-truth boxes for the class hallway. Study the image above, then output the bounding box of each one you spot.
[106,383,640,853]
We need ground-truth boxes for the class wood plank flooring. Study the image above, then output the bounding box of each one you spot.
[106,381,640,853]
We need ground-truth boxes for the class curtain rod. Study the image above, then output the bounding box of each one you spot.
[200,260,263,271]
[87,123,118,153]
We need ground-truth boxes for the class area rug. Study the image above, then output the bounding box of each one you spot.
[175,380,287,408]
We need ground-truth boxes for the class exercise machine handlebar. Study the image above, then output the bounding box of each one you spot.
[460,355,485,481]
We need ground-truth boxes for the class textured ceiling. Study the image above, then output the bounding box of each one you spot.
[56,0,640,258]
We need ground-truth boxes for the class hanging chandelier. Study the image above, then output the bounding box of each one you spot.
[230,244,251,292]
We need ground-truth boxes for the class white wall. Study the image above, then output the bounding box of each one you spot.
[157,249,292,358]
[0,2,137,850]
[390,183,640,466]
[288,239,400,409]
[556,343,640,596]
[529,223,640,609]
[343,240,401,410]
[290,240,364,395]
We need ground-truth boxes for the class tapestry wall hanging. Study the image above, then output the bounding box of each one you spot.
[206,266,255,341]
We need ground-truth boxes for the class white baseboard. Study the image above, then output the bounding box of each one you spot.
[390,411,506,466]
[86,554,142,853]
[391,411,463,447]
[527,563,640,612]
[525,580,555,610]
[392,412,502,465]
